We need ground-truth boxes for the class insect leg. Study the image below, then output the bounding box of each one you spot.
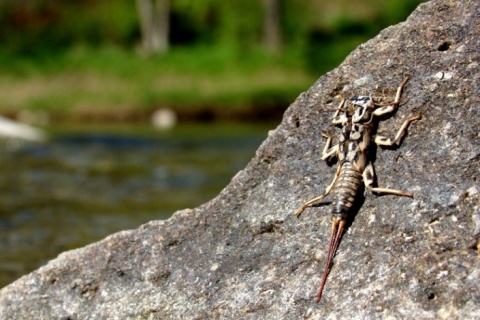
[394,75,410,104]
[331,95,346,122]
[373,104,397,116]
[294,164,342,217]
[320,132,339,161]
[363,162,413,197]
[375,115,421,147]
[372,75,409,115]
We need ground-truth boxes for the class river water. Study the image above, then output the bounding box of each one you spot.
[0,122,274,288]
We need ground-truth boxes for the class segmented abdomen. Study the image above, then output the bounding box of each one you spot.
[332,162,363,220]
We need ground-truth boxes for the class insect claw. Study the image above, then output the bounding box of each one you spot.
[316,218,346,303]
[321,131,331,139]
[400,96,410,105]
[294,207,305,218]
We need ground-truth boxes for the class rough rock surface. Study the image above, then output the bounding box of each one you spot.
[1,0,479,319]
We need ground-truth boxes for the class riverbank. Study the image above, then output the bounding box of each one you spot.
[0,122,274,289]
[0,46,316,123]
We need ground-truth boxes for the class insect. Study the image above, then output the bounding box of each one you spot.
[294,76,421,303]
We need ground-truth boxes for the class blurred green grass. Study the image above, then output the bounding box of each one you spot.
[0,46,315,121]
[0,0,424,122]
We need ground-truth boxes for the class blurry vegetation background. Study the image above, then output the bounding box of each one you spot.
[0,0,425,123]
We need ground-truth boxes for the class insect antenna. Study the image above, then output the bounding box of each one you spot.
[317,107,346,113]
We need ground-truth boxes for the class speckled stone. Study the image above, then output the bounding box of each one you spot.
[1,0,479,319]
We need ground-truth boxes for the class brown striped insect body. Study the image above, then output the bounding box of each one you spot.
[294,76,421,303]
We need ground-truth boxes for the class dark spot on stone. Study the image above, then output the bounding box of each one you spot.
[437,41,451,51]
[255,220,283,235]
[166,239,178,247]
[426,290,435,300]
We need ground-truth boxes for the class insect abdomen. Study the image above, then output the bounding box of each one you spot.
[332,162,363,220]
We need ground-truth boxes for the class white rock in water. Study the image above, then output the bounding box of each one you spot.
[151,108,177,129]
[0,116,46,141]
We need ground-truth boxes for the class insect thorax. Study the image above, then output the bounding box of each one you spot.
[350,96,375,124]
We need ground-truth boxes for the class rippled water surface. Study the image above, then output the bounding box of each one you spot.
[0,122,274,288]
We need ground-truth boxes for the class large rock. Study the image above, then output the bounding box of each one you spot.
[1,0,479,318]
